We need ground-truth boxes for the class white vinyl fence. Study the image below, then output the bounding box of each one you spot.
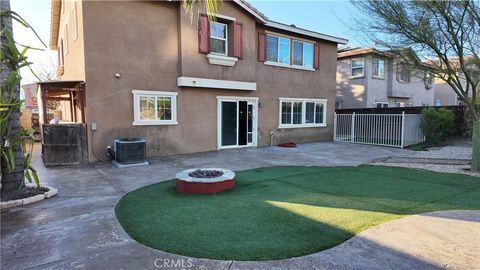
[334,112,425,148]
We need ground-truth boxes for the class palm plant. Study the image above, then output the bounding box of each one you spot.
[182,0,223,21]
[1,0,44,199]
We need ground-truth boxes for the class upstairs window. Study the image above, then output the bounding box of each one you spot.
[398,65,411,82]
[424,71,433,88]
[266,35,290,64]
[259,33,319,70]
[292,40,314,68]
[351,58,364,78]
[372,58,385,78]
[210,22,228,56]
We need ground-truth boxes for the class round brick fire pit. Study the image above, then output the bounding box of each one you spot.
[175,168,235,194]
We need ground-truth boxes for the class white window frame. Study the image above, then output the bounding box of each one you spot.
[375,102,389,108]
[396,102,406,108]
[132,90,178,126]
[209,21,228,56]
[291,39,314,69]
[278,98,327,129]
[265,34,315,71]
[350,58,364,78]
[73,2,78,41]
[372,58,385,79]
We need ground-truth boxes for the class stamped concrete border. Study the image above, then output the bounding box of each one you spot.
[0,185,58,209]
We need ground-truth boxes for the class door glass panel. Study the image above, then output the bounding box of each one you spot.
[221,101,237,146]
[238,101,248,146]
[247,104,253,143]
[247,105,253,133]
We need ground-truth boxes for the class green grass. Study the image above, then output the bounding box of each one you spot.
[115,166,480,261]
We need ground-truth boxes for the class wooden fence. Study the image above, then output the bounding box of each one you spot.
[42,124,88,166]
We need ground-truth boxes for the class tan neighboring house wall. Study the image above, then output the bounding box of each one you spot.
[50,0,346,161]
[433,77,462,106]
[336,48,435,109]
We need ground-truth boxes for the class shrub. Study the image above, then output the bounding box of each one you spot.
[419,108,455,145]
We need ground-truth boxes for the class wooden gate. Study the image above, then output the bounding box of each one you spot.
[42,124,88,166]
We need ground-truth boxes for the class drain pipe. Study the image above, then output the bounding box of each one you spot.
[269,130,275,147]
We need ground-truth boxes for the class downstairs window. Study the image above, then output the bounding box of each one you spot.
[279,98,327,128]
[132,90,178,126]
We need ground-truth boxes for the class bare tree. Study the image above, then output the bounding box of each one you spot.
[353,0,480,170]
[30,55,58,82]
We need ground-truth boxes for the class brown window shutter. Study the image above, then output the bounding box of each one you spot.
[313,44,320,69]
[258,32,266,62]
[198,14,210,54]
[233,22,243,59]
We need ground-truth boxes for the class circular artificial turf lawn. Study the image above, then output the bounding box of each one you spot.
[115,165,480,261]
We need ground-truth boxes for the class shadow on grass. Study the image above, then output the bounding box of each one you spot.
[115,165,480,261]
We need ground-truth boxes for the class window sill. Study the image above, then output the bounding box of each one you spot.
[207,54,238,67]
[132,121,178,126]
[278,123,327,129]
[372,76,385,80]
[349,75,364,79]
[264,61,315,71]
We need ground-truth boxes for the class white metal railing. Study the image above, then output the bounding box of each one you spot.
[333,112,425,148]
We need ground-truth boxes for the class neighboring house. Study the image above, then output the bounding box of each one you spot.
[431,56,478,106]
[336,47,434,109]
[434,77,460,106]
[46,0,347,161]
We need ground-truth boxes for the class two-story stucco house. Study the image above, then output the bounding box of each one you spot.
[336,47,434,109]
[46,0,347,161]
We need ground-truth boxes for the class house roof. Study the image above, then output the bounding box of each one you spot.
[50,0,348,50]
[337,47,392,59]
[265,20,347,44]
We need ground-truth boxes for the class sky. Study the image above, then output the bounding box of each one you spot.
[10,0,366,84]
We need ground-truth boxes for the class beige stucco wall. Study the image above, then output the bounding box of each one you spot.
[434,78,460,106]
[336,57,368,109]
[78,1,338,161]
[57,0,85,80]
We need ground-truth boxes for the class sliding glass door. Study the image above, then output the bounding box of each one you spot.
[221,101,237,147]
[218,98,257,149]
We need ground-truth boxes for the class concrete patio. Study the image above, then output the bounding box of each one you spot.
[1,142,478,269]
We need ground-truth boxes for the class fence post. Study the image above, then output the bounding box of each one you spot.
[400,111,405,148]
[351,112,356,143]
[333,112,337,141]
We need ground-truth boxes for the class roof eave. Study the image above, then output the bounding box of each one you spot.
[265,21,348,44]
[50,0,61,50]
[233,0,267,23]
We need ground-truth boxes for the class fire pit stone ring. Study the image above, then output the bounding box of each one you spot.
[175,168,235,194]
